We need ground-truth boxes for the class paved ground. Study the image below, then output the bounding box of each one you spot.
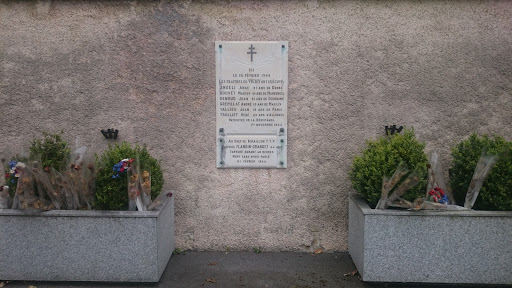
[2,251,506,288]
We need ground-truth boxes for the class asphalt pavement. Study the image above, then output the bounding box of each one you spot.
[2,251,507,288]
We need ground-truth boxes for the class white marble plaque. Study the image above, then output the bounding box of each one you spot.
[216,41,288,168]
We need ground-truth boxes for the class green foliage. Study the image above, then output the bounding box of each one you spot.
[450,133,512,211]
[29,131,71,171]
[349,129,428,208]
[95,141,164,210]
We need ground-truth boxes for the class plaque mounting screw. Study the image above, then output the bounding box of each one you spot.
[219,139,223,143]
[219,128,224,133]
[280,161,284,166]
[280,139,285,144]
[280,128,285,133]
[220,161,224,165]
[219,45,222,48]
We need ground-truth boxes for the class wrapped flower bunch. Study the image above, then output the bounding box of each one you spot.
[2,132,165,212]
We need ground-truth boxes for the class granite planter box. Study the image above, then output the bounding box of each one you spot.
[0,195,174,282]
[348,192,512,284]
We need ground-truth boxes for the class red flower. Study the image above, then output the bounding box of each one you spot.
[434,187,445,196]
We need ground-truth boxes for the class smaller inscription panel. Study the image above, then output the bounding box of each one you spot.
[220,135,285,168]
[216,41,288,168]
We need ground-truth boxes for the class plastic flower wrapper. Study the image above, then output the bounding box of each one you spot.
[386,167,423,205]
[29,157,47,199]
[409,197,470,211]
[78,160,96,210]
[58,170,79,210]
[69,145,87,171]
[75,159,96,210]
[67,171,81,210]
[19,191,54,211]
[67,146,86,209]
[81,151,98,210]
[0,185,10,209]
[51,169,72,209]
[127,156,145,211]
[34,170,45,200]
[141,169,152,209]
[85,162,96,208]
[30,196,54,211]
[425,151,454,203]
[387,197,414,209]
[148,190,173,211]
[11,162,25,209]
[464,155,497,209]
[68,166,86,209]
[48,168,64,208]
[12,163,35,209]
[30,159,62,209]
[0,154,8,208]
[0,152,6,187]
[376,161,408,210]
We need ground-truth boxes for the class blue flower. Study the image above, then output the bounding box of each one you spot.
[112,159,133,178]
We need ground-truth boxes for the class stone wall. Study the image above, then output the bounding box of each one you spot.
[1,0,511,251]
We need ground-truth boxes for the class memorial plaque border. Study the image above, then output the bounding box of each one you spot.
[215,41,288,168]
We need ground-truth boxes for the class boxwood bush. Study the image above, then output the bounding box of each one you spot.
[450,133,512,211]
[95,142,164,210]
[349,129,428,208]
[29,131,71,171]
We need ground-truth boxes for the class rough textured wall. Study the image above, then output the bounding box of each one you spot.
[1,0,511,251]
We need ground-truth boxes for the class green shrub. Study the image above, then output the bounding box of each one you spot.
[450,133,512,211]
[29,131,71,171]
[349,129,428,208]
[95,142,164,210]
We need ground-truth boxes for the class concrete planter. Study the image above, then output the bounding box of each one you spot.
[0,195,174,282]
[348,192,512,284]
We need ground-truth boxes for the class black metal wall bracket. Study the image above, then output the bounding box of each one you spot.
[385,125,403,135]
[101,129,118,140]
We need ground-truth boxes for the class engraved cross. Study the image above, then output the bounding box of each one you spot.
[247,45,257,62]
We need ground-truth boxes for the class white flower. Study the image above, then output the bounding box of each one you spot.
[16,162,26,169]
